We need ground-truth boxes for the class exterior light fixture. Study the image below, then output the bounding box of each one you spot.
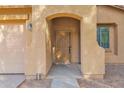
[27,23,32,31]
[26,20,32,31]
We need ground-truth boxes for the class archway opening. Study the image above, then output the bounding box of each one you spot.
[47,16,82,78]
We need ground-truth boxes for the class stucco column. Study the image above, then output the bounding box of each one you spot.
[25,6,47,79]
[27,6,47,79]
[80,7,105,79]
[25,14,37,79]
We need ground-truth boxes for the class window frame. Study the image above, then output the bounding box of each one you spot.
[97,25,111,52]
[97,23,118,55]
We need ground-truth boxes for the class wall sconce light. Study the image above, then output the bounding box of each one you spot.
[27,22,32,31]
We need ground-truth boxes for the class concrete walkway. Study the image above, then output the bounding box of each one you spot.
[18,64,124,88]
[48,64,82,88]
[51,78,80,88]
[47,64,82,79]
[0,75,25,88]
[18,79,52,88]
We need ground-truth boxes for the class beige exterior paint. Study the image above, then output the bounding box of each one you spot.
[97,6,124,64]
[2,5,124,79]
[29,5,105,79]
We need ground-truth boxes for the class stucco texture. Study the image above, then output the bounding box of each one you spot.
[97,5,124,64]
[30,5,105,79]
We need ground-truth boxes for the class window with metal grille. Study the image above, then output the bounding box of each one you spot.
[97,26,109,48]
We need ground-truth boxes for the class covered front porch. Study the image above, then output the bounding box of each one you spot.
[31,5,105,79]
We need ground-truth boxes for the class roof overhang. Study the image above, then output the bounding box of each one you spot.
[108,5,124,11]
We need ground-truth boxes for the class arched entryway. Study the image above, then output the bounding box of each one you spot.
[46,14,82,78]
[31,6,105,79]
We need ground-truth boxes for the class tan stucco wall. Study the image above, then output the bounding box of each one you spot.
[1,5,124,79]
[31,5,105,78]
[25,15,37,77]
[97,6,124,64]
[45,20,52,75]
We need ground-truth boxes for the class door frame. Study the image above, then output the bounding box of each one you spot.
[55,30,71,64]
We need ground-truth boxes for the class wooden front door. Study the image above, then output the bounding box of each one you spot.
[55,31,71,64]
